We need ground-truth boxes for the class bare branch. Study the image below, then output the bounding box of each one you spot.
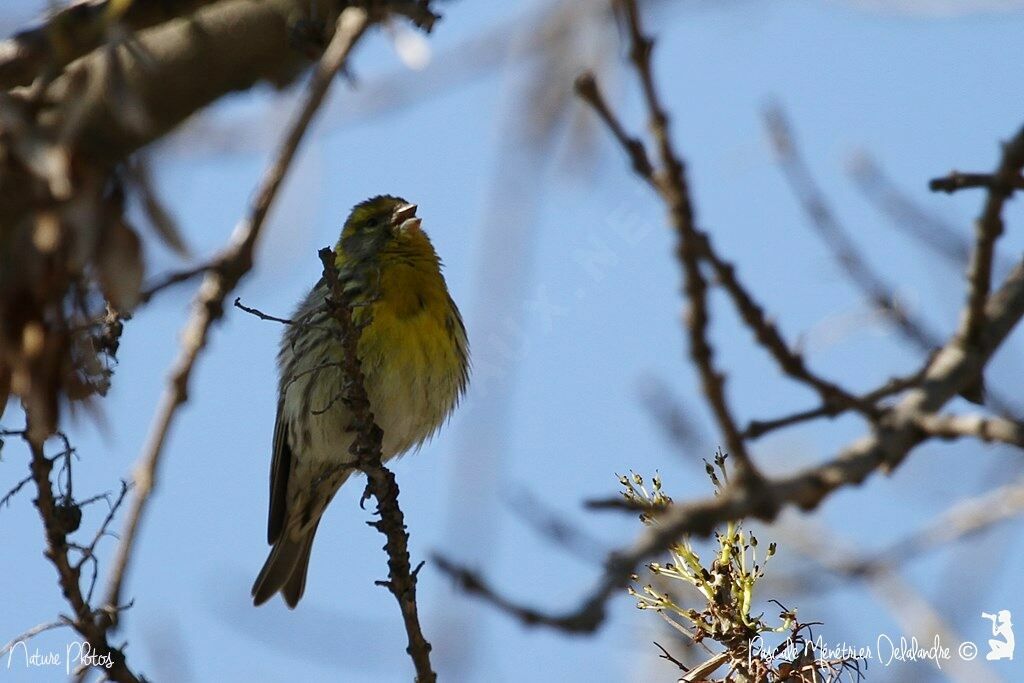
[25,432,141,682]
[0,0,439,237]
[618,0,762,480]
[697,230,879,420]
[574,72,654,178]
[577,2,764,486]
[1,470,34,509]
[317,247,436,682]
[955,125,1024,349]
[765,106,1024,415]
[578,69,876,450]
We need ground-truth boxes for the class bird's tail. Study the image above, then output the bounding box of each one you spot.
[251,518,321,608]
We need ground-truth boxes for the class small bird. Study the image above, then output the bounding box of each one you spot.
[252,196,469,607]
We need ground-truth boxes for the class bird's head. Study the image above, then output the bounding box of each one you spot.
[335,195,430,266]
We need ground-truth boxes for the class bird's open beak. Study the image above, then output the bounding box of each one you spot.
[395,203,421,232]
[395,203,417,222]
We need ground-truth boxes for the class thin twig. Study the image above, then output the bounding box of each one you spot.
[317,248,436,682]
[742,369,927,440]
[1,471,34,509]
[233,297,295,325]
[929,170,1024,194]
[79,480,131,566]
[849,154,971,265]
[100,7,372,627]
[574,72,654,178]
[653,641,689,672]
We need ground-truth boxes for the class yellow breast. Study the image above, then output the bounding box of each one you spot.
[354,257,468,456]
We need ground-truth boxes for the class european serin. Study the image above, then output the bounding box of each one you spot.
[252,195,469,607]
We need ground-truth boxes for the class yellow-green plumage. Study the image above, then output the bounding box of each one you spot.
[252,196,468,608]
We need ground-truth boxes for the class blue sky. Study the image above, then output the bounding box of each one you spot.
[3,1,1024,681]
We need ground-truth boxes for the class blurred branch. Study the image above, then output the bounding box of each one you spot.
[167,0,628,157]
[849,155,1024,414]
[99,6,372,627]
[779,517,995,683]
[782,479,1024,595]
[0,0,222,90]
[639,376,707,450]
[879,477,1024,563]
[1,619,69,658]
[848,153,970,266]
[125,154,190,257]
[766,106,1024,413]
[317,247,436,682]
[764,103,941,353]
[779,483,1024,679]
[3,0,436,217]
[138,262,213,304]
[506,487,607,562]
[914,412,1024,448]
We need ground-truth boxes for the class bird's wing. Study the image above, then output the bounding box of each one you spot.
[267,402,292,544]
